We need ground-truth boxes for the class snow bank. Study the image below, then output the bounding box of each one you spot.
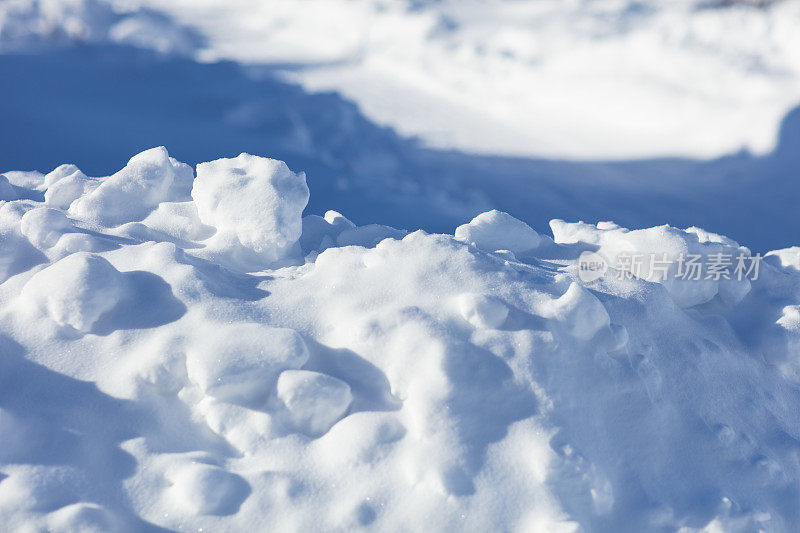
[0,148,799,532]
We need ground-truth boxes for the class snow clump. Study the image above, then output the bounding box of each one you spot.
[192,153,309,270]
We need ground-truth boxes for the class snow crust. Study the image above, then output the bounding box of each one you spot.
[0,148,799,531]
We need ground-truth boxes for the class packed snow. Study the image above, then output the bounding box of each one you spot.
[1,148,799,531]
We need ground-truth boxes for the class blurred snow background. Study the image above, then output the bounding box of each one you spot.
[1,0,799,247]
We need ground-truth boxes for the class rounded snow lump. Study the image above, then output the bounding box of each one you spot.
[547,282,610,340]
[192,153,309,269]
[277,370,353,437]
[186,324,309,405]
[20,207,74,248]
[69,146,194,226]
[455,210,541,254]
[21,253,126,332]
[458,293,509,329]
[44,166,88,210]
[169,463,250,516]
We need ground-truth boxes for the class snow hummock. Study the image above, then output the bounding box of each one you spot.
[20,252,126,332]
[455,209,542,256]
[192,153,309,270]
[0,148,799,531]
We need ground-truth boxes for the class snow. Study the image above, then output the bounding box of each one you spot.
[1,0,800,530]
[20,252,126,332]
[0,175,16,201]
[458,293,509,330]
[0,148,798,530]
[185,324,309,406]
[277,370,353,437]
[192,153,310,270]
[455,209,542,255]
[115,0,800,159]
[69,146,194,227]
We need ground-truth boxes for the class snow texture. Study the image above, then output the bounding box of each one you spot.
[0,148,798,531]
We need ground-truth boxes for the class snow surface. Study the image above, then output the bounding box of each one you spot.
[2,0,799,252]
[1,148,800,531]
[113,0,800,159]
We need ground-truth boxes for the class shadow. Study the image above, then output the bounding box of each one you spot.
[1,45,797,253]
[0,334,172,532]
[92,270,187,335]
[303,339,401,414]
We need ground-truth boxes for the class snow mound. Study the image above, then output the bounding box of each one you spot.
[167,463,250,516]
[44,164,89,210]
[0,148,799,531]
[20,252,126,332]
[455,210,542,255]
[186,324,309,406]
[277,370,353,437]
[551,219,752,308]
[20,207,74,249]
[69,146,193,227]
[458,293,509,330]
[192,153,309,270]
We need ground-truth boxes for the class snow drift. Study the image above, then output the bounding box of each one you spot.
[0,148,799,531]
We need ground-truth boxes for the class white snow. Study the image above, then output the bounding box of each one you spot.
[185,324,309,406]
[192,153,309,270]
[458,292,509,330]
[1,148,800,531]
[111,0,800,159]
[20,252,126,332]
[277,370,353,437]
[455,209,542,255]
[69,146,194,227]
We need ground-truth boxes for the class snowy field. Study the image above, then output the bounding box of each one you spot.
[1,1,800,532]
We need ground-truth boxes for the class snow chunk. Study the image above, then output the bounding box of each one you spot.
[20,207,74,249]
[20,252,126,332]
[543,282,610,340]
[458,293,509,329]
[765,247,800,272]
[44,165,89,210]
[69,147,193,226]
[185,324,309,406]
[168,463,250,516]
[192,153,309,270]
[551,220,752,308]
[455,210,541,254]
[0,174,16,201]
[277,370,353,436]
